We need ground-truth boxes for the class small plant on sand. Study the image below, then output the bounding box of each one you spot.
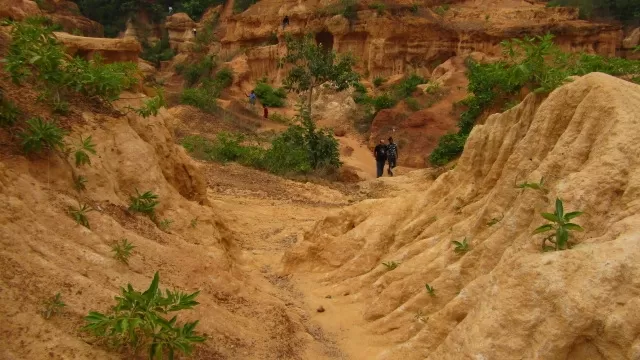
[69,203,92,228]
[158,218,173,232]
[425,284,436,296]
[73,135,97,167]
[20,117,67,154]
[83,272,205,359]
[189,217,199,228]
[382,261,399,270]
[414,310,426,322]
[516,176,548,193]
[111,238,135,264]
[452,237,470,254]
[42,292,66,319]
[129,189,159,217]
[533,198,583,251]
[131,91,165,118]
[434,4,450,16]
[73,174,87,191]
[486,213,504,227]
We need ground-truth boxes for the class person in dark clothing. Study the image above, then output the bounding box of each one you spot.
[192,28,197,38]
[373,139,388,178]
[263,104,268,119]
[387,137,398,176]
[282,15,289,30]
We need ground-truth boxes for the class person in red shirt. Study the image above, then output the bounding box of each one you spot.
[263,104,268,119]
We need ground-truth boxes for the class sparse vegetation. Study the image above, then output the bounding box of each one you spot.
[128,189,159,217]
[131,91,166,118]
[233,0,257,13]
[395,74,426,98]
[190,217,199,228]
[429,33,640,166]
[434,4,450,16]
[486,214,504,227]
[73,174,88,191]
[83,272,205,359]
[269,113,293,124]
[425,284,436,296]
[320,0,358,21]
[42,293,66,319]
[158,218,173,232]
[20,117,67,154]
[373,76,386,87]
[180,86,218,113]
[545,0,639,23]
[414,310,426,322]
[382,261,399,270]
[410,3,419,13]
[369,2,386,15]
[111,238,135,264]
[405,97,421,111]
[0,95,20,127]
[69,203,92,228]
[179,56,215,87]
[72,136,97,167]
[141,32,175,68]
[452,238,470,254]
[516,177,548,193]
[533,198,583,251]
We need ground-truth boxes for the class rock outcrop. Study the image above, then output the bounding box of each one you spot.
[165,13,197,52]
[54,32,142,63]
[283,73,640,359]
[0,0,40,21]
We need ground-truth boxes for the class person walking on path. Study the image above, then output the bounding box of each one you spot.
[373,139,388,178]
[263,103,268,119]
[192,28,197,38]
[246,90,257,106]
[386,137,398,176]
[282,15,289,30]
[168,6,173,14]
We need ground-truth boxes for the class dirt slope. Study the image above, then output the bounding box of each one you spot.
[283,73,640,359]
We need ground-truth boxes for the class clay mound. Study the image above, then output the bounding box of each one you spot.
[283,73,640,359]
[54,32,141,63]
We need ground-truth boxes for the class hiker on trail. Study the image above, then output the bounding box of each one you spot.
[246,90,257,106]
[387,137,398,176]
[263,103,268,119]
[282,15,289,30]
[373,139,388,178]
[168,6,173,14]
[192,28,197,37]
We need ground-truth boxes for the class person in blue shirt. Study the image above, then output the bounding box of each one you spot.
[246,90,257,106]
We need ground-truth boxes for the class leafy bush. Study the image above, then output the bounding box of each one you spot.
[452,237,470,254]
[533,198,583,251]
[410,3,419,13]
[129,189,159,217]
[84,272,205,359]
[111,238,135,264]
[179,56,215,87]
[42,293,66,319]
[254,80,287,107]
[395,74,426,98]
[373,76,386,87]
[372,93,397,112]
[214,67,234,88]
[233,0,257,13]
[72,135,97,167]
[141,33,175,67]
[0,97,20,127]
[180,86,218,113]
[405,97,421,111]
[132,91,166,118]
[382,261,399,270]
[69,203,92,228]
[434,4,450,15]
[429,33,640,165]
[20,117,67,154]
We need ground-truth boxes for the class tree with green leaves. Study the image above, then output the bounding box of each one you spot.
[280,33,359,115]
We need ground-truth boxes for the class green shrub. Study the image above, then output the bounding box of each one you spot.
[395,74,426,98]
[42,293,66,319]
[181,56,215,87]
[405,97,421,111]
[373,76,386,87]
[128,189,159,217]
[434,4,450,15]
[83,272,205,359]
[141,32,175,67]
[254,80,287,107]
[0,97,20,127]
[233,0,257,13]
[111,238,135,264]
[69,203,92,228]
[429,133,466,166]
[180,87,218,113]
[545,0,638,23]
[372,93,397,112]
[533,198,583,251]
[214,67,234,88]
[20,117,67,154]
[369,2,386,15]
[410,3,419,13]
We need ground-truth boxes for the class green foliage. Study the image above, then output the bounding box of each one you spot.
[20,117,67,154]
[371,93,397,112]
[214,67,234,88]
[111,238,135,264]
[0,96,21,127]
[128,189,159,217]
[545,0,639,23]
[69,203,92,228]
[281,33,359,112]
[179,56,215,87]
[452,237,470,254]
[254,80,287,107]
[73,135,97,167]
[73,174,88,191]
[373,76,386,87]
[424,81,440,95]
[405,97,421,111]
[141,33,175,68]
[132,91,166,118]
[434,4,450,15]
[425,284,436,296]
[429,33,640,165]
[178,0,224,21]
[369,2,386,15]
[180,86,218,113]
[382,261,399,270]
[515,176,548,193]
[233,0,257,13]
[189,217,199,228]
[158,218,173,232]
[42,293,66,319]
[410,3,419,13]
[533,198,583,251]
[486,214,504,227]
[395,74,426,98]
[83,272,205,359]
